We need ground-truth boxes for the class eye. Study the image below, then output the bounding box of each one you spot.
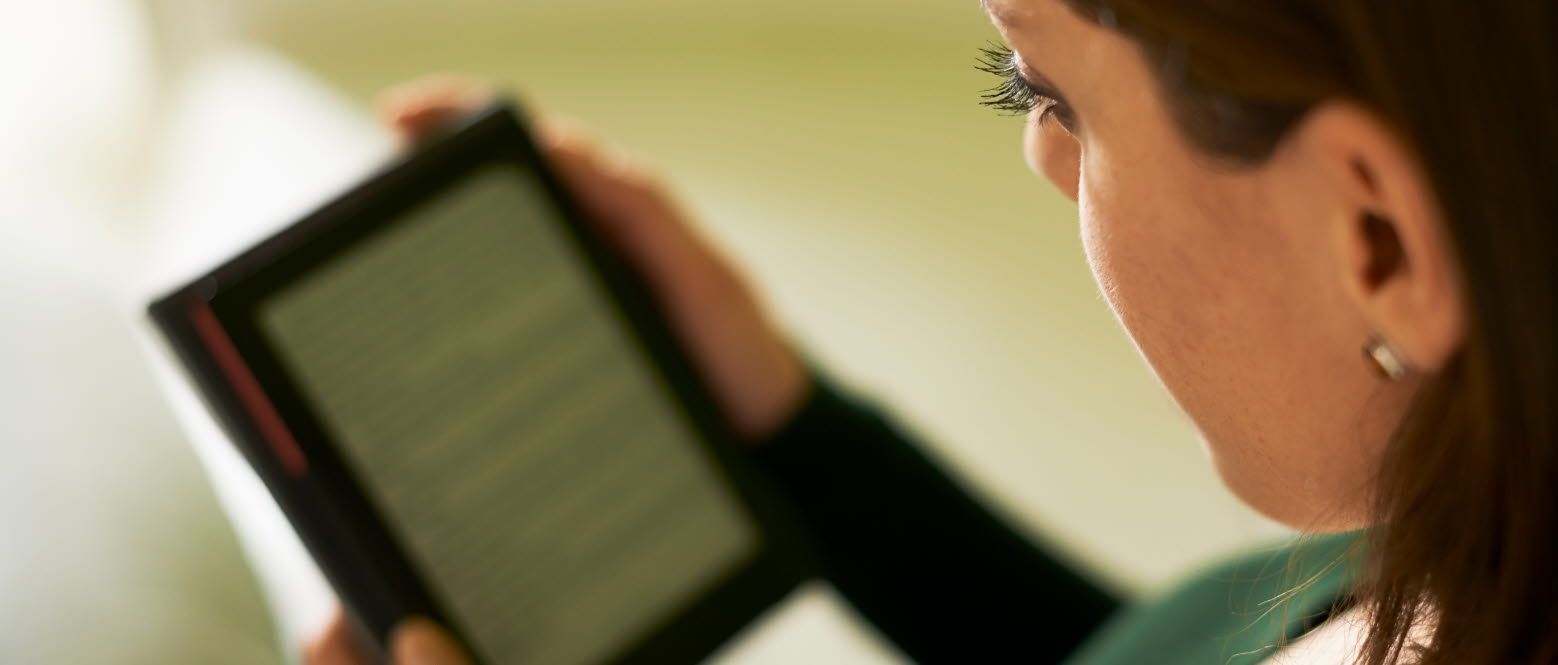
[976,44,1077,132]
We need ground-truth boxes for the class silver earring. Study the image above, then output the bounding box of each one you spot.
[1363,333,1411,380]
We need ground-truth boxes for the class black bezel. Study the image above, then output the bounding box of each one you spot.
[148,101,812,665]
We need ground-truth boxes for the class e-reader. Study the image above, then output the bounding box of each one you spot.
[148,100,810,665]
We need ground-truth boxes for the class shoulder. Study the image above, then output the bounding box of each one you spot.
[1063,532,1364,665]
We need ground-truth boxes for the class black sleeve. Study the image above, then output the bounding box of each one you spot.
[747,370,1123,664]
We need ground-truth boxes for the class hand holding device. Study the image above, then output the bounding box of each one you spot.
[154,81,815,665]
[303,75,815,665]
[378,76,809,444]
[305,608,470,665]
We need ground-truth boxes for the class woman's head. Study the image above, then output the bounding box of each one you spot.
[982,0,1462,534]
[980,0,1556,662]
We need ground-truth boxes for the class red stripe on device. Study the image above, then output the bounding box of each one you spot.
[188,299,309,477]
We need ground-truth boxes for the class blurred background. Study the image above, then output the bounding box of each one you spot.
[1,0,1289,662]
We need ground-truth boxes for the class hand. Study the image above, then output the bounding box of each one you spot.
[375,75,809,442]
[304,608,470,665]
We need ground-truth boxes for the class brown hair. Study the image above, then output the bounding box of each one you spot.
[1056,2,1558,663]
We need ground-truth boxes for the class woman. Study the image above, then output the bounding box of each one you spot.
[306,1,1557,664]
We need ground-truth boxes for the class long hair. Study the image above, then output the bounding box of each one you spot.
[1057,2,1558,663]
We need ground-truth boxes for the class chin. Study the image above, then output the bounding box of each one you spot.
[1205,441,1373,534]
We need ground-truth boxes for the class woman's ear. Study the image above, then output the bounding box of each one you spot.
[1298,102,1466,373]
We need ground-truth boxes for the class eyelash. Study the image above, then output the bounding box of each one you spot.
[976,44,1075,131]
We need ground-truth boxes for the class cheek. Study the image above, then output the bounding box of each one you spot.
[1024,119,1080,201]
[1073,158,1389,531]
[1075,175,1208,399]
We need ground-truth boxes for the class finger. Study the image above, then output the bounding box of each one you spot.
[374,74,494,144]
[391,617,473,665]
[534,115,657,183]
[533,115,593,155]
[303,607,371,665]
[541,131,750,317]
[542,133,690,269]
[374,74,492,128]
[534,116,744,315]
[536,117,675,234]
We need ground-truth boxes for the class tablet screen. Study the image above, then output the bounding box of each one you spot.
[255,163,759,665]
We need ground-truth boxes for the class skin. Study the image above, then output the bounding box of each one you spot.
[309,0,1468,659]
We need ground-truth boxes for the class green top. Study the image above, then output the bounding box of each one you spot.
[1067,532,1362,665]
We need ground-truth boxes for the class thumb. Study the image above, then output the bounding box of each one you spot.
[391,617,473,665]
[373,74,494,147]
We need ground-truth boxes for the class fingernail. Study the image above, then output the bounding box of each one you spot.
[392,618,469,665]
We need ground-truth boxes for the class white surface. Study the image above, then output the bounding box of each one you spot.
[134,46,392,656]
[0,3,277,663]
